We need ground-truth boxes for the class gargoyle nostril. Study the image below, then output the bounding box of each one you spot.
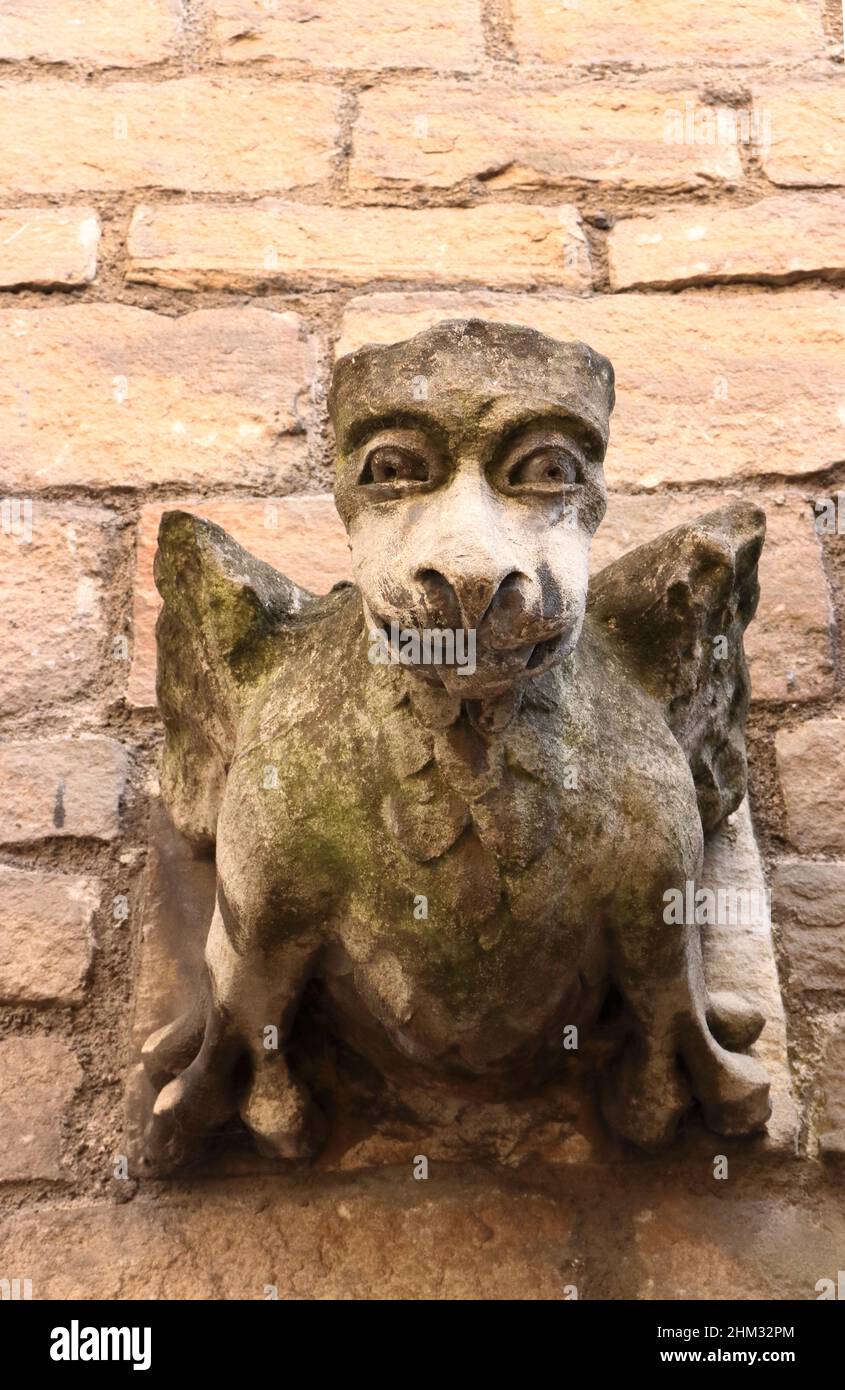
[487,570,531,625]
[417,567,455,603]
[417,568,530,629]
[497,571,524,594]
[415,568,462,625]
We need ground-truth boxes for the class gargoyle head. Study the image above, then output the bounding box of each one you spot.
[330,318,615,699]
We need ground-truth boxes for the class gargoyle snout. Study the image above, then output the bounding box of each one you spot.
[414,564,531,633]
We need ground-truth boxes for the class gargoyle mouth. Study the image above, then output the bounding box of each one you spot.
[491,625,567,667]
[525,633,564,670]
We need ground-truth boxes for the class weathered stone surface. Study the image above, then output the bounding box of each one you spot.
[2,1178,840,1298]
[0,79,339,194]
[608,194,845,289]
[755,84,845,186]
[818,1028,845,1158]
[592,490,833,704]
[0,1037,81,1181]
[0,1181,577,1298]
[774,859,845,928]
[625,1194,844,1302]
[352,82,742,191]
[0,306,313,490]
[126,202,592,291]
[512,0,826,65]
[338,289,845,486]
[775,719,845,854]
[212,0,484,71]
[0,208,99,288]
[781,927,845,994]
[0,503,121,717]
[0,0,181,67]
[0,866,97,1005]
[0,739,127,843]
[128,495,350,707]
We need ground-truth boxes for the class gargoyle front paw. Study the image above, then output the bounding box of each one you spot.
[599,1003,771,1150]
[241,1057,328,1162]
[141,1007,205,1092]
[143,1065,237,1174]
[141,999,327,1171]
[683,1035,771,1138]
[141,1002,240,1173]
[706,990,765,1051]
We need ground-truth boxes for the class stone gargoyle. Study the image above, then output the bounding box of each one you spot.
[141,318,772,1171]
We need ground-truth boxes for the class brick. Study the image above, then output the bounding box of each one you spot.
[0,739,127,844]
[512,0,826,65]
[212,0,483,71]
[0,0,181,67]
[781,927,845,993]
[776,719,845,854]
[0,306,313,491]
[0,503,121,718]
[0,866,97,1005]
[819,1031,845,1157]
[625,1194,843,1301]
[0,208,99,289]
[128,496,350,707]
[0,79,339,195]
[0,1037,81,1181]
[592,491,833,704]
[0,1182,576,1297]
[609,193,845,290]
[126,202,592,292]
[352,83,742,192]
[1,1180,841,1298]
[755,85,845,187]
[775,861,845,993]
[774,859,845,928]
[338,289,845,487]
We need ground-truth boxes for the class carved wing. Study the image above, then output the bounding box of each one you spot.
[154,510,316,852]
[587,503,765,833]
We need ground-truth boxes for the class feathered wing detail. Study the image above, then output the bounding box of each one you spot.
[154,510,314,852]
[587,503,765,833]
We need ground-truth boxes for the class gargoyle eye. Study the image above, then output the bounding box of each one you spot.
[361,445,431,486]
[508,446,579,491]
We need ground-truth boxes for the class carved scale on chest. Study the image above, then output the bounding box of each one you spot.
[369,662,569,940]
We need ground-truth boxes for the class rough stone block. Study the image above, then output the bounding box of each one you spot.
[0,739,128,843]
[0,208,98,288]
[0,866,97,1005]
[352,82,743,192]
[211,0,484,71]
[0,78,339,194]
[776,719,845,855]
[125,202,592,291]
[0,503,121,717]
[0,1037,82,1181]
[0,306,313,491]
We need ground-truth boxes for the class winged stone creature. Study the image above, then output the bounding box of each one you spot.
[141,318,772,1171]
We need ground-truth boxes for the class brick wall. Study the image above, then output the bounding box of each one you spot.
[0,0,844,1288]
